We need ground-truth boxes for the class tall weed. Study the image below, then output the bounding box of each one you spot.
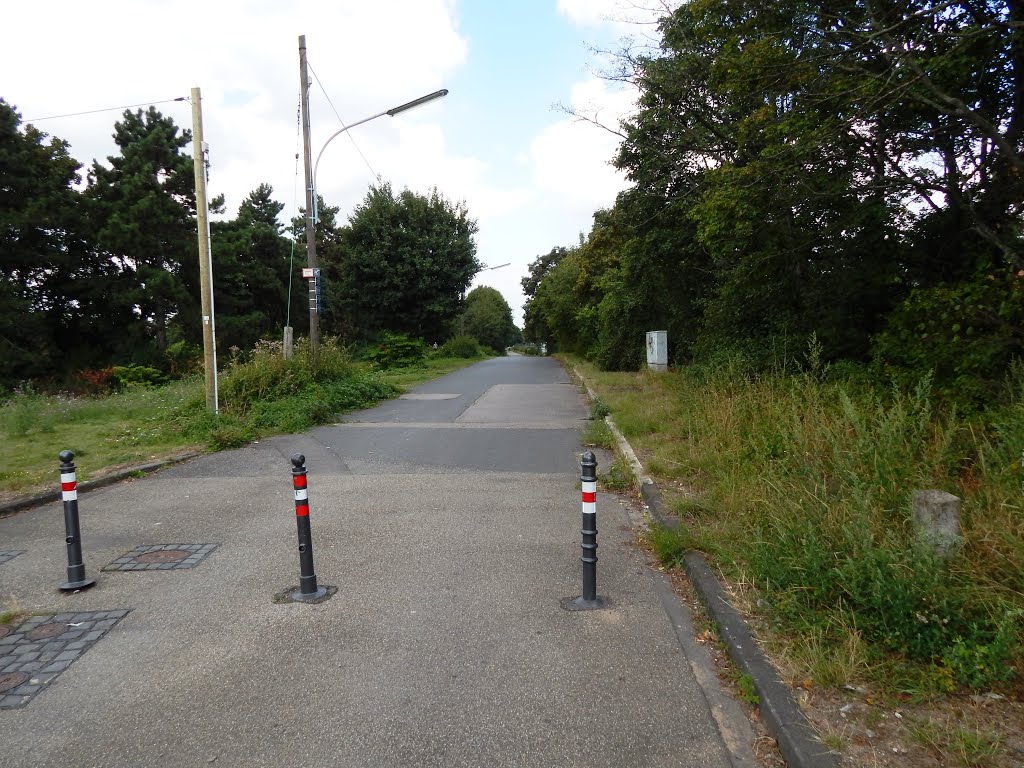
[213,337,397,436]
[662,360,1022,688]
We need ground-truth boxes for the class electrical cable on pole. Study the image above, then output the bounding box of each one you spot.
[298,35,321,363]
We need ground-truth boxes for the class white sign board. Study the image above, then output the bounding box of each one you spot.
[302,267,315,278]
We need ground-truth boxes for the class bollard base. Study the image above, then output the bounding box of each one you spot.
[58,577,96,592]
[274,584,337,605]
[560,595,610,612]
[290,586,328,603]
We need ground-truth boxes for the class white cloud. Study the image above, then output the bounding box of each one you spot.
[3,1,652,330]
[557,0,629,27]
[557,0,670,30]
[6,0,465,218]
[530,78,633,216]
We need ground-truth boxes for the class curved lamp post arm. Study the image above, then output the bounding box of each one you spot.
[313,110,388,193]
[311,89,448,223]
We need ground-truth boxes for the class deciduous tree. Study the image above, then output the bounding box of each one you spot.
[329,183,480,341]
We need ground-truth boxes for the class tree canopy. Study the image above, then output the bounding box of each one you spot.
[525,0,1024,402]
[462,286,517,352]
[322,182,480,342]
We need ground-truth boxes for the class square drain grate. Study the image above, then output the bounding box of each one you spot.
[103,544,219,572]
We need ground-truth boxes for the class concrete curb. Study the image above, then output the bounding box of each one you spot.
[574,367,838,768]
[635,440,838,768]
[0,452,204,519]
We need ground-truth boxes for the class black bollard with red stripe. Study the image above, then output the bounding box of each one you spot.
[561,451,606,610]
[58,450,96,592]
[290,454,327,602]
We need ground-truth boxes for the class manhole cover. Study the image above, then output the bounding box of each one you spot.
[0,672,29,693]
[135,549,190,563]
[26,623,66,641]
[0,625,10,639]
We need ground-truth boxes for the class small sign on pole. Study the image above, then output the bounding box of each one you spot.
[302,267,315,279]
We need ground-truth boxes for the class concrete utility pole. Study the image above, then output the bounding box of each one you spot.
[190,86,219,414]
[298,35,320,362]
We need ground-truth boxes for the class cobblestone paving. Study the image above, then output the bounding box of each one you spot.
[102,543,219,572]
[0,610,129,709]
[0,550,26,565]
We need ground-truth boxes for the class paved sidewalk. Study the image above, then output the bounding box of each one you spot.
[0,357,755,767]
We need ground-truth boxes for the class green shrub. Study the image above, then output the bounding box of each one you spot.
[438,335,485,359]
[215,336,398,436]
[363,333,428,369]
[110,365,168,389]
[942,611,1021,689]
[208,421,254,450]
[512,343,540,356]
[164,340,201,378]
[599,455,634,491]
[871,274,1024,407]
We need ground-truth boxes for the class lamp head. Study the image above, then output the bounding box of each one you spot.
[386,89,449,117]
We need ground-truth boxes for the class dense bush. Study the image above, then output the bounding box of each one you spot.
[217,337,398,432]
[871,274,1024,407]
[362,332,428,369]
[110,365,168,388]
[438,335,485,359]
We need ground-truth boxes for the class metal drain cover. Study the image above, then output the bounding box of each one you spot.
[26,623,66,641]
[0,672,30,693]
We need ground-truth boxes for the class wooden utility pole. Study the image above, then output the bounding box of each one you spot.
[298,35,320,361]
[190,86,218,414]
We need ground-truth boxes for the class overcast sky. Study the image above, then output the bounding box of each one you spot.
[3,1,663,326]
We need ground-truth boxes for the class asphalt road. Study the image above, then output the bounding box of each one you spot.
[0,355,756,768]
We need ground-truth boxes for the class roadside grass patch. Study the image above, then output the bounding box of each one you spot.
[599,455,635,492]
[0,379,200,500]
[908,718,1004,767]
[589,397,610,420]
[0,599,27,626]
[647,523,695,568]
[374,355,481,390]
[581,419,616,451]
[566,355,1024,699]
[1,336,476,501]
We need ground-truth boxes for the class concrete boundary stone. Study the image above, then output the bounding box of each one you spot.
[573,366,839,768]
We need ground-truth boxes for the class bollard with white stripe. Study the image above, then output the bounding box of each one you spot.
[57,450,96,592]
[290,454,327,602]
[562,451,606,610]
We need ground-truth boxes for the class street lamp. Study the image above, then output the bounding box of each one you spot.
[311,89,448,224]
[476,262,511,279]
[299,74,448,361]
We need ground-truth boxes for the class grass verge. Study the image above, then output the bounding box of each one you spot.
[565,356,1024,695]
[0,339,480,503]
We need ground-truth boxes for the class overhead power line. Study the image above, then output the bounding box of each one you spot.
[307,61,380,182]
[25,97,189,123]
